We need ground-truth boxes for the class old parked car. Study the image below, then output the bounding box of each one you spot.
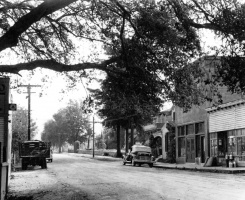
[122,145,155,167]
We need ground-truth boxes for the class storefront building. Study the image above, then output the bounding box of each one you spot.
[175,105,208,164]
[175,56,245,164]
[207,99,245,166]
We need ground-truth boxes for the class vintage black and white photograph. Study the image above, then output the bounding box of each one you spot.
[1,0,245,200]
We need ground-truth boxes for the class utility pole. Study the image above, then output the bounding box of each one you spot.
[19,84,41,140]
[93,113,95,158]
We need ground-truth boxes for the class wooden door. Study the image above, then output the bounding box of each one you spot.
[201,136,205,163]
[186,137,195,162]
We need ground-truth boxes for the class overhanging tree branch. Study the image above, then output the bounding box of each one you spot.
[168,0,221,32]
[0,56,122,74]
[0,0,78,52]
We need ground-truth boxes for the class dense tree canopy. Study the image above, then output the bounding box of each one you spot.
[1,0,245,110]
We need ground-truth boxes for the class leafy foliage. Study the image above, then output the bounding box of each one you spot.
[170,0,245,95]
[12,107,38,152]
[93,2,203,128]
[41,100,92,147]
[103,127,124,150]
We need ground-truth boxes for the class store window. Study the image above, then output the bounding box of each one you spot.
[178,137,185,157]
[237,136,245,161]
[210,132,217,157]
[178,126,185,136]
[195,122,204,134]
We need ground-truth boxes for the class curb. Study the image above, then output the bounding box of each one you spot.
[153,164,245,174]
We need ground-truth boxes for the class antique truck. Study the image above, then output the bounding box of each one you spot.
[19,140,51,170]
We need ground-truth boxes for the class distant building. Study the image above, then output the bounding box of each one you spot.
[142,106,175,160]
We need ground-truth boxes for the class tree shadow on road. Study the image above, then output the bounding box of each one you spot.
[5,195,33,200]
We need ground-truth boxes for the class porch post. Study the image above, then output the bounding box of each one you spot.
[161,123,169,159]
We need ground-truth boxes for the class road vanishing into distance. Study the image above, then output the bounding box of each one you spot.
[9,153,245,200]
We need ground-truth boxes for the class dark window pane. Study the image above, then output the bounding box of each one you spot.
[195,122,204,134]
[186,124,194,135]
[178,137,186,157]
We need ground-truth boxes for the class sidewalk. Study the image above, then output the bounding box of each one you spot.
[154,162,245,174]
[70,153,245,174]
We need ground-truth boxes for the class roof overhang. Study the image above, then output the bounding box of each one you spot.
[206,99,245,113]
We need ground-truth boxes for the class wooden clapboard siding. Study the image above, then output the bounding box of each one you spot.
[209,104,245,133]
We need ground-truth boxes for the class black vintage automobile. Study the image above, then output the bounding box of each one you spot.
[122,145,155,167]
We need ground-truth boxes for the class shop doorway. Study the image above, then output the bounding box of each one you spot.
[196,135,205,163]
[186,137,195,162]
[217,131,227,157]
[201,136,205,162]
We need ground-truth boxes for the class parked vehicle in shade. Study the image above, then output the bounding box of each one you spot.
[122,145,155,167]
[19,140,51,170]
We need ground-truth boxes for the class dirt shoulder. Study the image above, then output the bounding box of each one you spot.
[7,166,91,200]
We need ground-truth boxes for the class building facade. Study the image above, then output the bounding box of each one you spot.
[175,105,208,164]
[175,56,245,166]
[142,106,175,160]
[207,100,245,166]
[0,78,11,200]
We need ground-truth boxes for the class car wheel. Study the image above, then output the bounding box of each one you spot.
[138,163,141,167]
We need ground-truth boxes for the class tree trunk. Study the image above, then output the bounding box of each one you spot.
[59,134,61,153]
[116,123,121,157]
[131,126,134,149]
[87,135,90,149]
[125,127,129,153]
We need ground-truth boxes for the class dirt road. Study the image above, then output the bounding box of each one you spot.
[8,153,245,200]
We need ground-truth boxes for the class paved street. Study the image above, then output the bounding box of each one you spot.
[8,153,245,200]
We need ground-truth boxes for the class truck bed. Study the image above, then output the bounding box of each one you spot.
[19,140,51,158]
